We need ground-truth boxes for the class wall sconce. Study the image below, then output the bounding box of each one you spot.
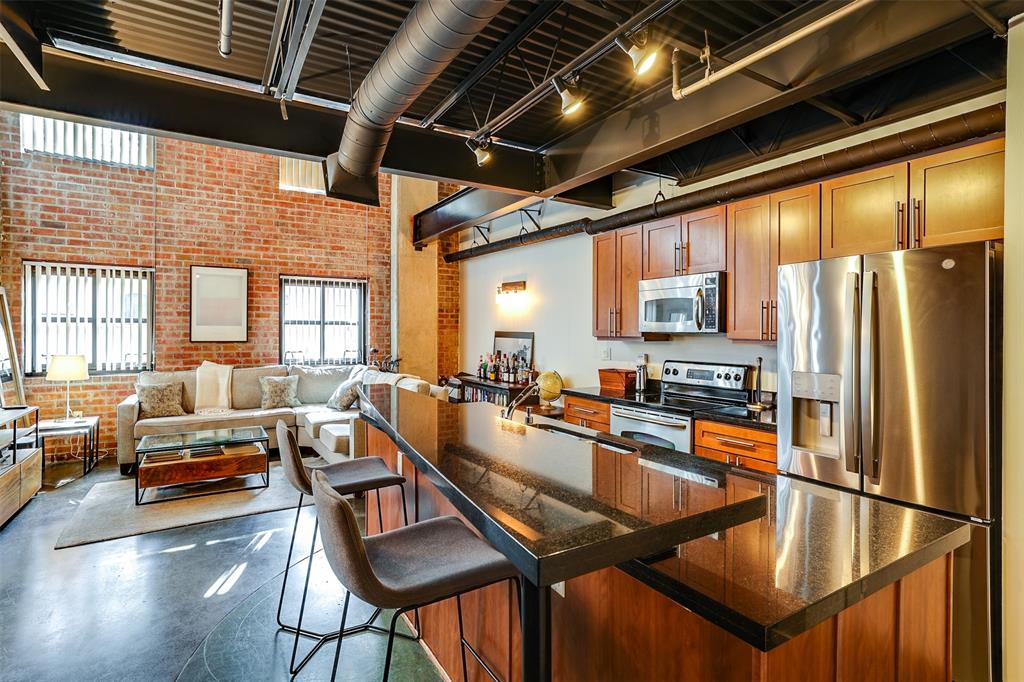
[495,280,527,305]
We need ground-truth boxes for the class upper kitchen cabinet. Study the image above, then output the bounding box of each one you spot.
[641,207,726,279]
[822,162,908,258]
[909,138,1004,248]
[593,226,646,338]
[771,184,821,265]
[642,216,682,279]
[728,195,772,342]
[683,206,728,274]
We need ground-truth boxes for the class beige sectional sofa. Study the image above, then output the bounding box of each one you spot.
[116,364,442,475]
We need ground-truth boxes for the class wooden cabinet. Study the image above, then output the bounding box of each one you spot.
[591,444,642,517]
[822,162,909,258]
[694,421,777,474]
[641,216,681,279]
[727,195,773,341]
[641,207,726,280]
[563,396,610,431]
[593,446,618,507]
[772,183,821,266]
[641,467,682,523]
[684,206,728,274]
[909,138,1004,247]
[0,448,42,527]
[593,226,644,338]
[725,473,773,604]
[593,232,617,338]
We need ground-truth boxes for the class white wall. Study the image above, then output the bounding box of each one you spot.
[460,91,1006,391]
[1002,14,1023,681]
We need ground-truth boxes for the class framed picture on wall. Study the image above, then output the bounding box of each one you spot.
[493,331,534,367]
[190,266,249,342]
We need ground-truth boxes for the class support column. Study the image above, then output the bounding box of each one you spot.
[1003,13,1023,682]
[391,175,441,383]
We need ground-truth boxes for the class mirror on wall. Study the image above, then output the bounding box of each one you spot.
[0,287,27,408]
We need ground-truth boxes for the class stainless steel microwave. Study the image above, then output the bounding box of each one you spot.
[638,272,724,334]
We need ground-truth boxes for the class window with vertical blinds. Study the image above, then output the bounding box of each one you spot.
[280,276,366,366]
[23,262,155,374]
[278,157,325,194]
[19,113,154,169]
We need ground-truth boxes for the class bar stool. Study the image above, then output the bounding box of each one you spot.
[310,469,522,682]
[274,421,409,675]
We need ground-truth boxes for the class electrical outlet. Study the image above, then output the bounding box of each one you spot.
[600,346,611,361]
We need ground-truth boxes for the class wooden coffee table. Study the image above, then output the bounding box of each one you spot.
[134,426,270,505]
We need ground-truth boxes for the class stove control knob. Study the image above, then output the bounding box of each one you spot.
[716,373,723,379]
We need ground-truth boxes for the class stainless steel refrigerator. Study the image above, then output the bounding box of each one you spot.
[777,242,1001,682]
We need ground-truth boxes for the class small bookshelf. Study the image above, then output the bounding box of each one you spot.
[452,373,539,408]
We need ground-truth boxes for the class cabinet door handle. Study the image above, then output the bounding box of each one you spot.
[681,243,688,273]
[716,436,757,449]
[574,407,600,415]
[911,198,921,248]
[895,201,905,249]
[760,301,767,340]
[615,308,621,336]
[736,456,743,468]
[608,308,614,337]
[770,301,777,341]
[674,243,681,274]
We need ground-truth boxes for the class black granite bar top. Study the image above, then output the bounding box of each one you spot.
[357,384,766,590]
[358,385,970,651]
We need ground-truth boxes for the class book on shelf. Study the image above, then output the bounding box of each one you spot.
[187,445,224,459]
[144,451,183,464]
[221,443,263,457]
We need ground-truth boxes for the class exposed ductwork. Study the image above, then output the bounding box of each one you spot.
[445,103,1006,262]
[218,0,233,58]
[323,0,509,206]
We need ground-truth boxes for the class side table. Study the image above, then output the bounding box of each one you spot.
[38,416,100,476]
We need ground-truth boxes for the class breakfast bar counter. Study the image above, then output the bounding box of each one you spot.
[357,385,970,681]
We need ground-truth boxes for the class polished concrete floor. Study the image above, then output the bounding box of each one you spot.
[0,458,442,681]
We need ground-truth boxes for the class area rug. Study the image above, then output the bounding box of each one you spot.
[55,460,316,549]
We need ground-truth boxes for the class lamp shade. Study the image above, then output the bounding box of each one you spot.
[46,355,89,382]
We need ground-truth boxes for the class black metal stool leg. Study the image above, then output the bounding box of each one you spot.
[456,594,470,682]
[375,489,384,533]
[329,591,351,682]
[381,609,403,682]
[276,493,304,629]
[289,516,320,674]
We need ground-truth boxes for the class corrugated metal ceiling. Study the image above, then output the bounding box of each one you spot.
[27,0,814,150]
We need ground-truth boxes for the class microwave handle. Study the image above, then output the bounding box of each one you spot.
[694,288,705,330]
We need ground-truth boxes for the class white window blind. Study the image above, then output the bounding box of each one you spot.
[279,157,325,194]
[19,113,154,169]
[23,262,155,374]
[280,276,366,366]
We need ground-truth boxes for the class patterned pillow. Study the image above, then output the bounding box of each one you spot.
[327,376,362,411]
[136,382,186,419]
[259,375,301,409]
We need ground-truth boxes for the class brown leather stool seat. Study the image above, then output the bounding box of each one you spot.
[311,469,520,682]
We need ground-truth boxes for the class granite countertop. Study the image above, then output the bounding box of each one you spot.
[358,385,970,651]
[561,385,778,432]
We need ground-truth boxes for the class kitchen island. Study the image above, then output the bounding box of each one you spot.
[358,385,970,681]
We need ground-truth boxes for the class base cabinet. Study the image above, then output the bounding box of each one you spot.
[366,426,954,682]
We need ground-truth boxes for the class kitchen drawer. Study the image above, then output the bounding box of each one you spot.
[564,396,611,425]
[565,415,611,432]
[695,421,777,464]
[695,445,776,474]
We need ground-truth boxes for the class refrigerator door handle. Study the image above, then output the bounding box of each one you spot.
[860,270,880,480]
[842,271,860,473]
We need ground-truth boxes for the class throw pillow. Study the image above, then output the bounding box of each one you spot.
[327,376,362,411]
[136,382,186,420]
[259,375,301,409]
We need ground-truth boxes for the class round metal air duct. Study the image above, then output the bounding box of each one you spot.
[324,0,509,205]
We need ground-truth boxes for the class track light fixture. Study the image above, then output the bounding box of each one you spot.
[615,31,659,76]
[466,138,491,166]
[551,76,583,116]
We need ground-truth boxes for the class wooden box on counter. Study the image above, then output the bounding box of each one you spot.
[598,368,637,393]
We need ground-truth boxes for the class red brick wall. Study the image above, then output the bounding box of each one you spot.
[0,111,394,461]
[436,182,462,380]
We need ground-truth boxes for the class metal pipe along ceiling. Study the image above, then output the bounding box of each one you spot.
[444,103,1006,263]
[323,0,509,206]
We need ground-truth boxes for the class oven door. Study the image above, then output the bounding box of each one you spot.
[610,405,692,453]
